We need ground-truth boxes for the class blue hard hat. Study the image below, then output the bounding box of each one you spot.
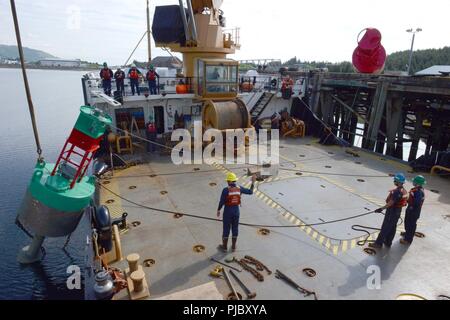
[394,173,406,184]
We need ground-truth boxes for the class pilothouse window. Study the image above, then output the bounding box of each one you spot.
[205,65,238,94]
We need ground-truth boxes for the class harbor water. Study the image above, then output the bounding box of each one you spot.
[0,68,88,300]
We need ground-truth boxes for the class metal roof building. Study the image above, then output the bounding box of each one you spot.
[150,56,182,69]
[415,65,450,76]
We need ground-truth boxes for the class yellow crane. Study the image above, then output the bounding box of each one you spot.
[152,0,251,132]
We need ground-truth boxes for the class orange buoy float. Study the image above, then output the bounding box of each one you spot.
[176,84,189,94]
[240,82,254,92]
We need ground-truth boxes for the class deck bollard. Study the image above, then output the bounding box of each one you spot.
[127,253,140,273]
[131,270,145,293]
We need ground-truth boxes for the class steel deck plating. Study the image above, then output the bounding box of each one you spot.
[97,138,450,300]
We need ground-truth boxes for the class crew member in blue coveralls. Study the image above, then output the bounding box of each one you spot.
[369,173,408,249]
[400,175,426,245]
[217,173,256,252]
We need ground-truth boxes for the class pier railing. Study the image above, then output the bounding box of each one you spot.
[293,71,450,162]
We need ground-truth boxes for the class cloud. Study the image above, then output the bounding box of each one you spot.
[1,0,449,65]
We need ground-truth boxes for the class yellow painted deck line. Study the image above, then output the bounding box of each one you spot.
[251,157,388,255]
[318,235,325,245]
[332,246,339,255]
[341,241,348,252]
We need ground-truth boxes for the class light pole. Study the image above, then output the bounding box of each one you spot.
[406,28,422,75]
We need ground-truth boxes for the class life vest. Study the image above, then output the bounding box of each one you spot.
[386,187,408,208]
[147,123,156,133]
[115,71,124,81]
[101,69,111,81]
[225,186,241,206]
[129,69,139,80]
[408,187,425,207]
[147,71,156,81]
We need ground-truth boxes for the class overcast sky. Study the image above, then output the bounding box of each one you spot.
[1,0,449,65]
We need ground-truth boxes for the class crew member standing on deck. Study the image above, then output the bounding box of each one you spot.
[400,175,426,245]
[100,63,113,96]
[369,173,408,249]
[114,67,126,96]
[217,173,256,252]
[145,116,157,153]
[146,65,160,95]
[128,64,142,96]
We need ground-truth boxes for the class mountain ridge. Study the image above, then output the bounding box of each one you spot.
[0,44,57,62]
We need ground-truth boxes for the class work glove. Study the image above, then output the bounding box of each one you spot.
[375,208,384,213]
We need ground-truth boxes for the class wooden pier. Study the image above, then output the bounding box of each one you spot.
[290,71,450,161]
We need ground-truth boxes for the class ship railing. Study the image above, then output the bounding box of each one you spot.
[239,75,306,96]
[223,27,241,49]
[89,76,196,97]
[87,74,306,101]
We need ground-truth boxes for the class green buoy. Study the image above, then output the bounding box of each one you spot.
[17,106,112,264]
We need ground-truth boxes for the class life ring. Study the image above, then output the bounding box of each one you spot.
[271,78,278,87]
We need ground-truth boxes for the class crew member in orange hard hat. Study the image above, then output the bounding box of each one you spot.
[217,172,256,252]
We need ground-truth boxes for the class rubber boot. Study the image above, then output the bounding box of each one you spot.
[400,238,411,245]
[219,238,228,252]
[368,242,382,249]
[231,238,237,252]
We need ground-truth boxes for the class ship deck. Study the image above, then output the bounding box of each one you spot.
[97,137,450,300]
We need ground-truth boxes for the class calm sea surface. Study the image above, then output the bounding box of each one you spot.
[0,68,88,299]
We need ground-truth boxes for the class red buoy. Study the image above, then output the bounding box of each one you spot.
[352,28,386,74]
